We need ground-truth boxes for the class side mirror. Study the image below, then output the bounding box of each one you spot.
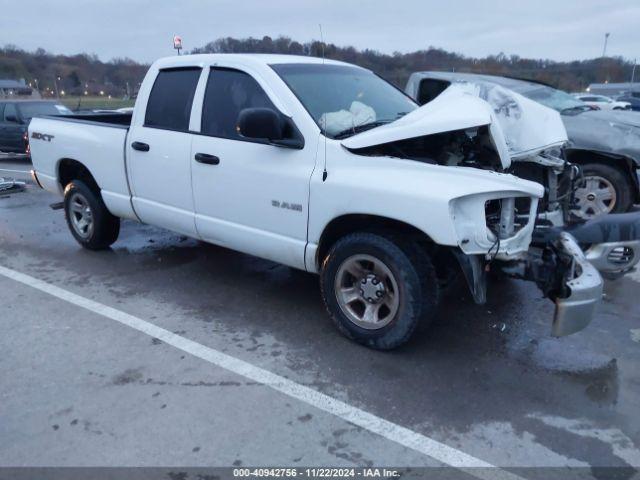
[5,114,19,123]
[238,108,284,142]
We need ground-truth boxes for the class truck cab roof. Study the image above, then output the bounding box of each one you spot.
[152,53,356,70]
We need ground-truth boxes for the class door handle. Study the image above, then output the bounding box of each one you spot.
[194,153,220,165]
[131,141,150,152]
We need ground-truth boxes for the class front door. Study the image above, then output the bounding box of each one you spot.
[127,67,202,236]
[191,67,317,269]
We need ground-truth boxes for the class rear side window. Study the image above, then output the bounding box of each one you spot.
[418,79,450,105]
[201,68,276,140]
[145,68,201,131]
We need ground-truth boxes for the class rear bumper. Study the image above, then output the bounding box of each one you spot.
[552,232,603,337]
[0,151,29,160]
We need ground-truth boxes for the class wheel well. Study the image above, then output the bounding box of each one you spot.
[316,214,433,267]
[565,149,640,201]
[58,159,99,193]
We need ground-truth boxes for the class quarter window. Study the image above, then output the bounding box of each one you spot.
[145,68,201,131]
[201,68,276,140]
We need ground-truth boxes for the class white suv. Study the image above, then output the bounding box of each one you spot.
[572,93,631,111]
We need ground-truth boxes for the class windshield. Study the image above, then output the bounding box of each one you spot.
[271,63,417,138]
[17,102,72,120]
[519,86,590,115]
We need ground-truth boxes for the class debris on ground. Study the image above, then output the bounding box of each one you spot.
[0,177,26,193]
[491,322,507,332]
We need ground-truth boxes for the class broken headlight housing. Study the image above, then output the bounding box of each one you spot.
[450,192,539,258]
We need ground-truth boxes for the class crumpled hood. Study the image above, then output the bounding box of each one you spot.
[562,110,640,164]
[341,83,567,168]
[453,81,568,159]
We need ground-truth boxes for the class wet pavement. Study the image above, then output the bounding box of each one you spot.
[1,158,639,479]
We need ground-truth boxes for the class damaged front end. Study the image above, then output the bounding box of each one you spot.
[497,231,603,336]
[342,84,608,336]
[451,204,605,337]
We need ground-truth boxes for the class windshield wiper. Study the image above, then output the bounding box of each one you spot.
[332,120,392,140]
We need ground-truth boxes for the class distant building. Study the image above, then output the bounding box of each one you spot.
[587,82,640,97]
[0,79,35,98]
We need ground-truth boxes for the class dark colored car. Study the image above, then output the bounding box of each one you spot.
[0,100,71,155]
[615,93,640,112]
[406,72,640,218]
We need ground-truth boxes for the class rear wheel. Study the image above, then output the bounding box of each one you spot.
[320,232,438,350]
[64,180,120,250]
[572,163,633,219]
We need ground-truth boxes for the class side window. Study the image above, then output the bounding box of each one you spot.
[144,68,201,131]
[201,68,276,140]
[4,103,18,122]
[417,79,450,105]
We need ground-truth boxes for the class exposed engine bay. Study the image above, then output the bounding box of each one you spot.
[345,127,504,171]
[346,128,580,228]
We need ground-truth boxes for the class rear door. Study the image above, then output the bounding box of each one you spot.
[126,67,202,236]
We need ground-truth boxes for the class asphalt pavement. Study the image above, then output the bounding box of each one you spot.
[1,157,639,480]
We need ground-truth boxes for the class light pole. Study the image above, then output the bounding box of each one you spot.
[602,33,610,57]
[53,75,61,99]
[632,59,637,84]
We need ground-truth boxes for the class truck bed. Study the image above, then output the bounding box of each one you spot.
[29,114,136,220]
[42,112,132,128]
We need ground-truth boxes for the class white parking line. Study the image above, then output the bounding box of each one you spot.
[0,264,523,480]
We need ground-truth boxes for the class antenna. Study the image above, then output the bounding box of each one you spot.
[320,23,328,181]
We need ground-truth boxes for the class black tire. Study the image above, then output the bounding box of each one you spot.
[578,162,634,215]
[320,232,438,350]
[63,180,120,250]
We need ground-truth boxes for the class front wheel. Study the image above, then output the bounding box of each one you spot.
[320,232,438,350]
[64,180,120,250]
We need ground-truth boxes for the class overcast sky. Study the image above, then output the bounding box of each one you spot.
[2,0,639,64]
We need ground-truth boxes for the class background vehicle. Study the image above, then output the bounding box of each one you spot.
[406,72,640,219]
[615,93,640,112]
[0,100,71,156]
[29,54,609,349]
[571,93,631,111]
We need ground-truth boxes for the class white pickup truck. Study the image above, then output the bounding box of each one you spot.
[29,54,603,349]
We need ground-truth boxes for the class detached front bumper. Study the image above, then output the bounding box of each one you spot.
[486,229,604,337]
[552,232,603,336]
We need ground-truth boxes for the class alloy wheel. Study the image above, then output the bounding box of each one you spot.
[334,254,400,330]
